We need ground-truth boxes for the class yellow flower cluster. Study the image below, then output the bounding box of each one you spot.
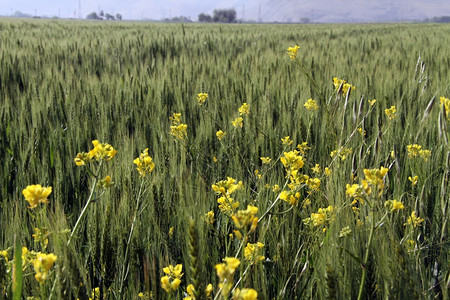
[170,113,188,139]
[216,130,226,140]
[231,205,258,235]
[215,257,240,297]
[22,184,52,209]
[333,77,356,96]
[32,252,57,284]
[260,157,271,164]
[232,117,244,128]
[212,177,243,197]
[74,140,117,166]
[238,103,250,115]
[244,242,265,264]
[408,175,419,186]
[385,105,397,120]
[440,96,450,120]
[405,211,425,228]
[184,283,213,300]
[232,288,258,300]
[303,206,335,229]
[384,199,405,212]
[346,166,389,200]
[281,150,304,172]
[406,144,431,161]
[286,45,300,60]
[133,148,155,177]
[212,177,243,215]
[161,264,183,293]
[368,99,377,106]
[281,136,293,146]
[196,92,208,105]
[204,210,215,225]
[330,147,352,161]
[297,142,310,155]
[304,99,319,111]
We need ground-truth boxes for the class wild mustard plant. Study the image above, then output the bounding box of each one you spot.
[22,185,52,209]
[161,264,183,295]
[170,113,188,139]
[196,92,208,105]
[69,140,117,245]
[215,257,240,298]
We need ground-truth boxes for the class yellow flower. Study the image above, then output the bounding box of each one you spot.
[311,164,320,173]
[215,257,240,297]
[407,144,431,161]
[363,167,389,192]
[232,117,244,128]
[205,283,213,297]
[23,184,52,209]
[89,140,117,161]
[213,156,218,163]
[74,152,92,166]
[368,99,377,106]
[304,99,319,111]
[217,196,240,215]
[215,257,240,282]
[385,105,397,120]
[286,45,300,60]
[231,205,258,231]
[212,177,243,197]
[134,148,155,177]
[330,147,352,161]
[170,113,188,139]
[303,206,335,228]
[238,103,250,115]
[272,184,280,192]
[333,77,355,96]
[216,130,226,140]
[244,242,265,264]
[169,227,174,238]
[357,127,366,136]
[324,167,332,176]
[97,175,114,189]
[279,190,300,206]
[260,157,271,164]
[281,136,293,146]
[161,276,181,293]
[408,175,418,186]
[440,96,450,120]
[196,92,208,105]
[202,211,214,226]
[232,288,258,300]
[405,211,424,228]
[385,199,405,212]
[170,124,188,139]
[296,142,310,155]
[280,150,304,171]
[306,177,320,191]
[163,264,183,279]
[0,250,8,262]
[32,252,57,284]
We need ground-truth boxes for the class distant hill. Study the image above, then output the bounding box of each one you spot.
[236,0,450,22]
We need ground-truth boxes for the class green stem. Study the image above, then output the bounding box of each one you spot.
[357,210,376,300]
[119,178,145,296]
[67,173,100,246]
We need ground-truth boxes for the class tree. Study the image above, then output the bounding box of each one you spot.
[198,13,213,22]
[116,13,122,20]
[213,9,236,23]
[86,12,100,20]
[105,13,115,20]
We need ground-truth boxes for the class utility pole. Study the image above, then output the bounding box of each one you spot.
[258,3,261,23]
[78,0,82,19]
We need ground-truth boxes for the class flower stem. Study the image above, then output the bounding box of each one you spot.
[119,178,145,296]
[357,210,376,300]
[67,174,99,246]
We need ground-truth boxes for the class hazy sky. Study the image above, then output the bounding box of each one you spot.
[0,0,246,20]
